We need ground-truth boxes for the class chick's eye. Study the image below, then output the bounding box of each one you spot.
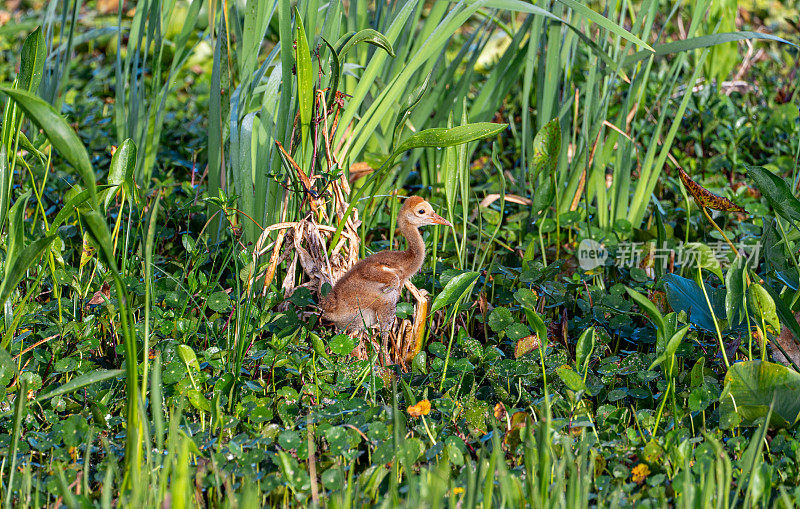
[417,209,425,214]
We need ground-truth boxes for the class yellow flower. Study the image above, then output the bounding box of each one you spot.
[407,399,431,417]
[452,487,464,496]
[631,463,650,484]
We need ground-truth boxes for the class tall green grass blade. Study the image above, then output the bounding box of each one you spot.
[142,193,160,393]
[295,7,313,154]
[0,145,9,231]
[151,354,165,451]
[0,86,96,201]
[556,0,653,50]
[4,378,26,508]
[623,31,798,67]
[33,369,124,404]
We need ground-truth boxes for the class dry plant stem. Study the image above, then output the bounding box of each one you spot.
[317,89,338,169]
[275,141,318,211]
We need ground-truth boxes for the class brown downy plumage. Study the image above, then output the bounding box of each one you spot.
[320,196,452,362]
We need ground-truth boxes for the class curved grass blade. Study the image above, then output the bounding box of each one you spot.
[555,0,653,51]
[0,146,8,231]
[624,32,798,67]
[322,37,340,109]
[34,369,124,404]
[335,28,395,58]
[0,86,97,203]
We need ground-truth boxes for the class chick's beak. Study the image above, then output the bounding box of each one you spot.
[430,213,453,227]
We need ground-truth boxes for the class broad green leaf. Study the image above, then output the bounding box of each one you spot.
[648,325,689,373]
[185,389,212,413]
[749,283,780,335]
[526,310,548,348]
[725,256,746,327]
[329,334,357,356]
[177,344,200,371]
[530,118,560,177]
[665,325,690,360]
[663,274,731,334]
[104,138,137,211]
[19,27,46,93]
[575,327,595,375]
[431,271,479,313]
[691,356,707,388]
[507,323,531,341]
[556,365,587,393]
[207,290,231,313]
[387,123,507,168]
[310,333,329,360]
[0,234,57,309]
[688,387,713,412]
[719,360,800,428]
[294,7,313,152]
[34,369,123,404]
[513,287,538,310]
[443,115,458,224]
[746,165,800,223]
[0,86,97,203]
[488,307,514,334]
